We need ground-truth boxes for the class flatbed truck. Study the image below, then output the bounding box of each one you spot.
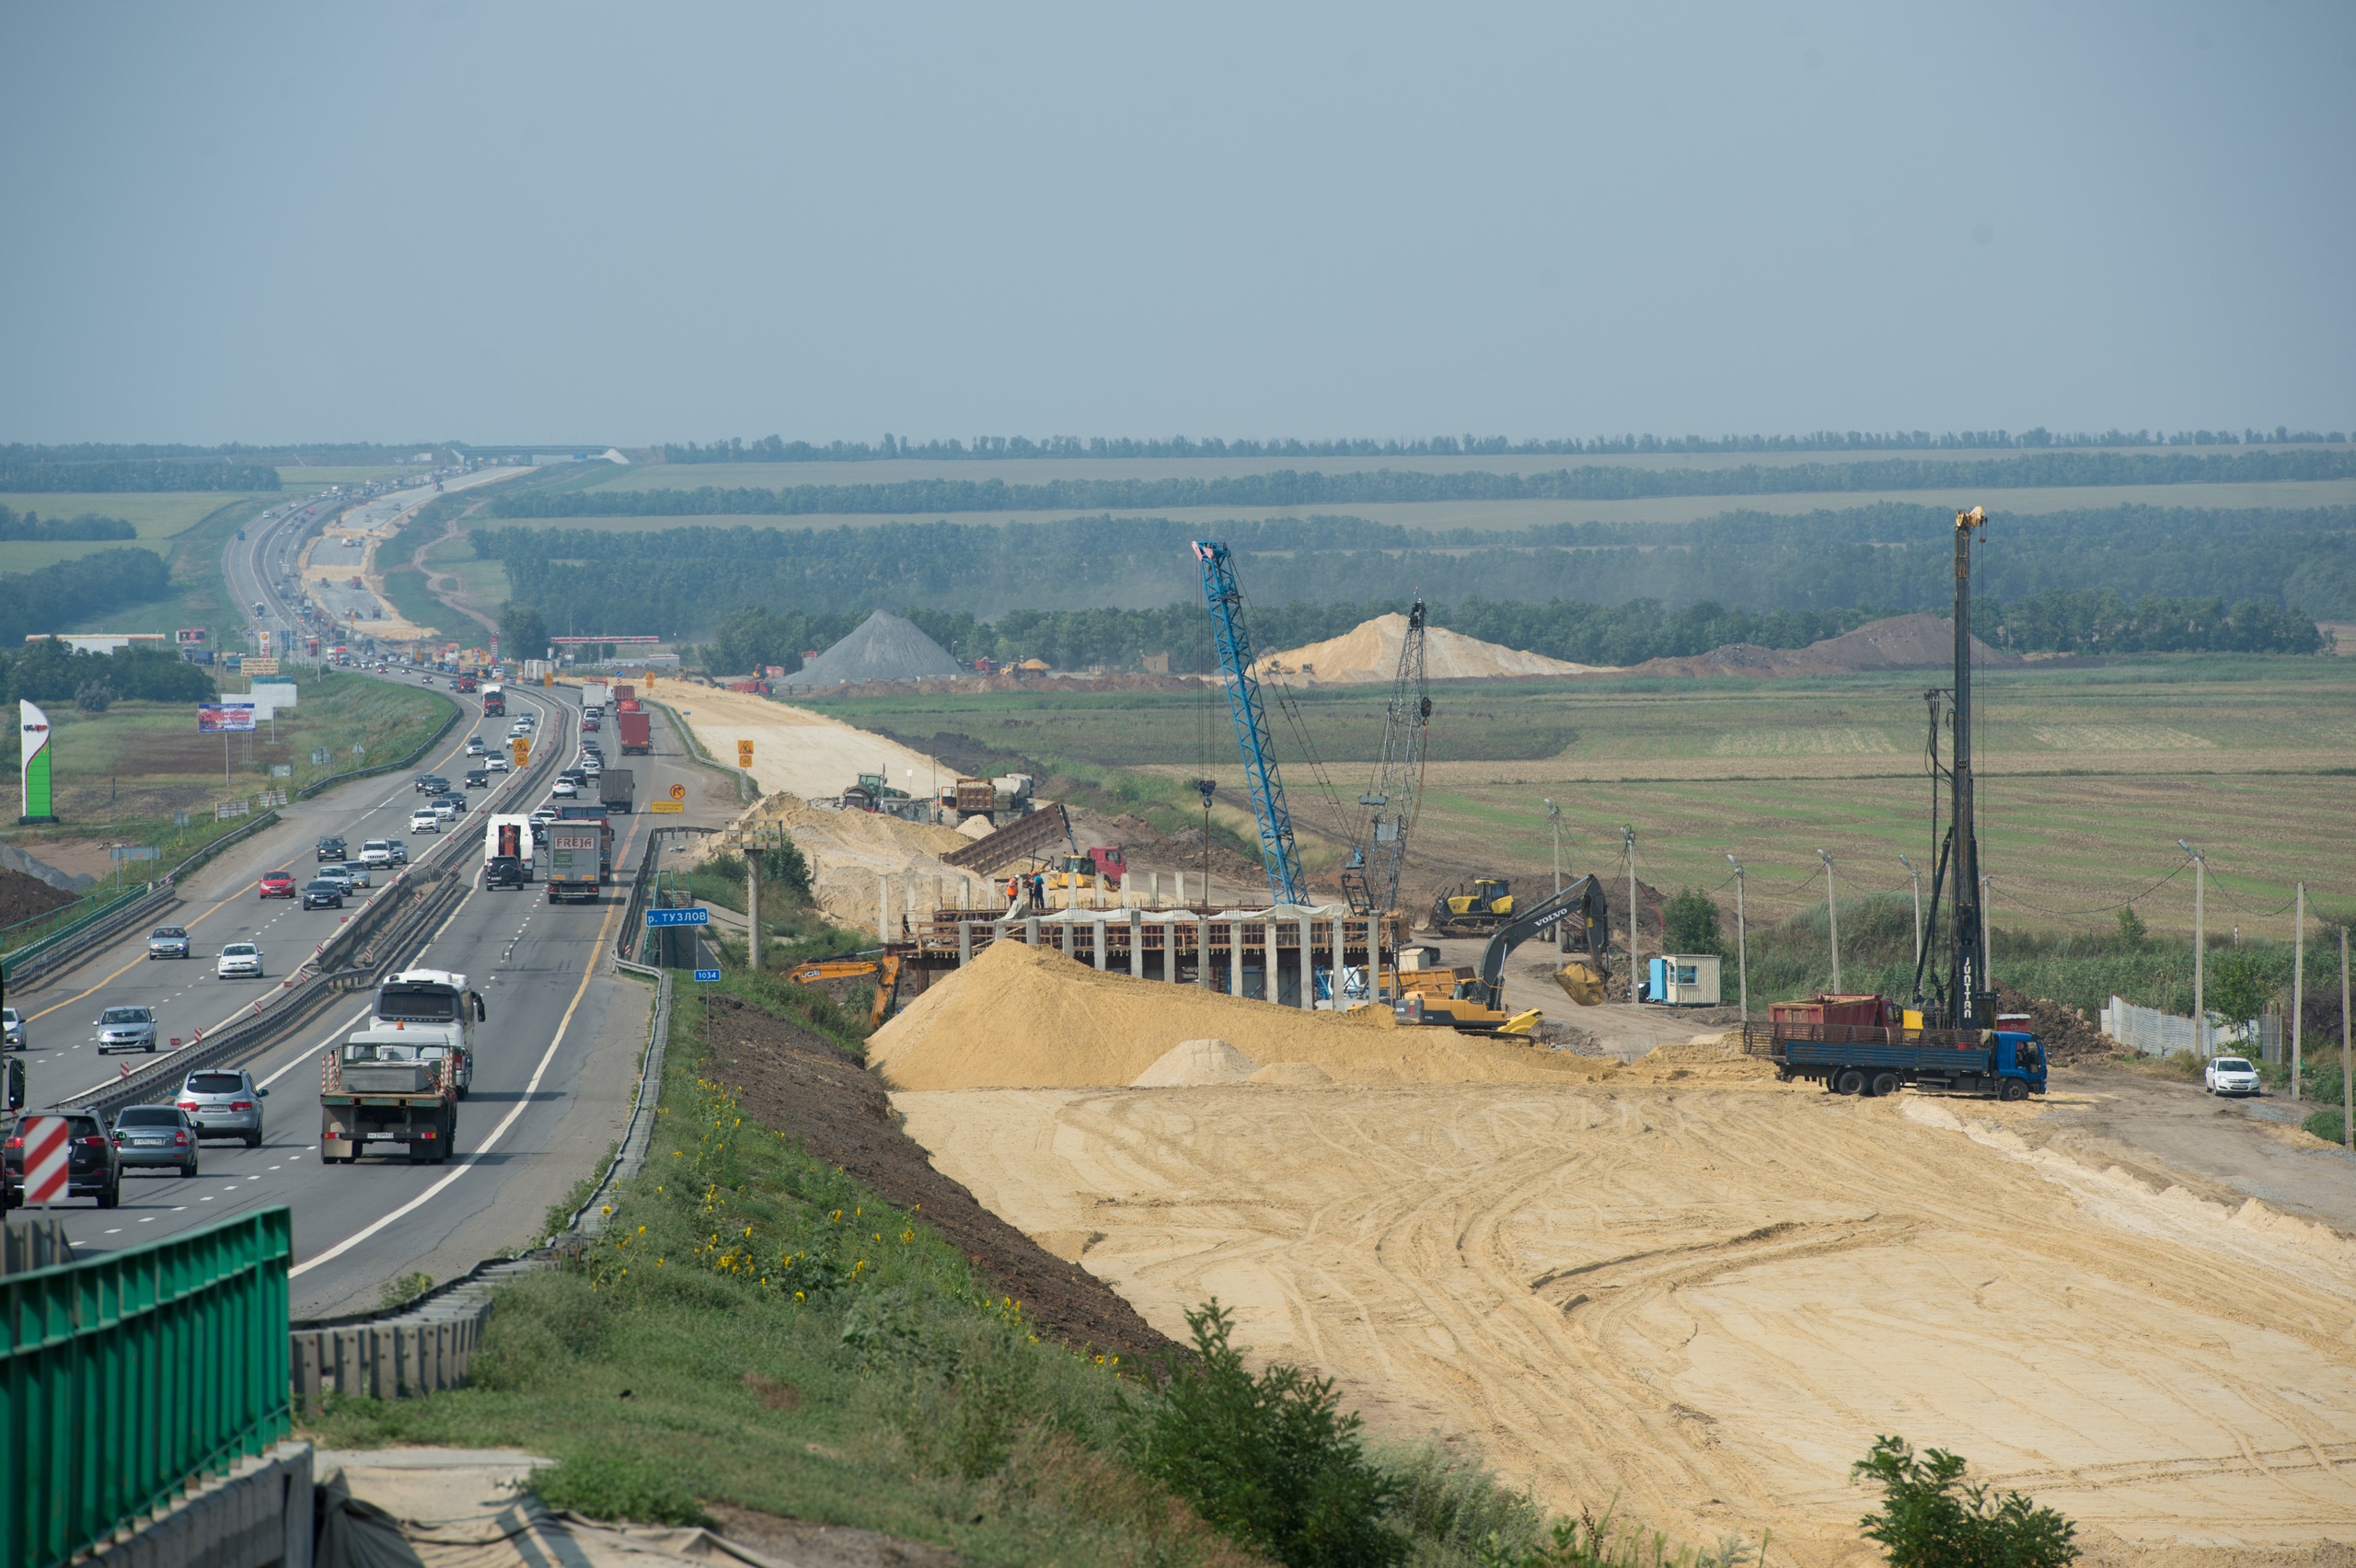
[1742,999,2049,1100]
[319,1043,458,1164]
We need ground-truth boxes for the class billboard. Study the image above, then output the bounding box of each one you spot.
[18,700,55,824]
[197,699,258,733]
[174,628,208,645]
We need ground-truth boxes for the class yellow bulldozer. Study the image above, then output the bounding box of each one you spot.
[1403,875,1614,1033]
[1428,876,1517,938]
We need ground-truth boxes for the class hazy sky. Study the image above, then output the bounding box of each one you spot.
[4,2,2350,446]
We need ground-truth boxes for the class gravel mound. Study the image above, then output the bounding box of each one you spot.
[1631,613,2019,678]
[1131,1038,1258,1087]
[1259,612,1614,683]
[794,610,962,687]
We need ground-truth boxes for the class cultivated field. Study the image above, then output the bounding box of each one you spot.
[0,490,266,575]
[806,656,2356,940]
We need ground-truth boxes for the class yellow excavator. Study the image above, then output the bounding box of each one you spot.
[1403,874,1613,1034]
[783,952,904,1028]
[1428,876,1517,938]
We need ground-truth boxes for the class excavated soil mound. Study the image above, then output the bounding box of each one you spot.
[792,610,962,686]
[0,866,77,928]
[1131,1038,1258,1087]
[868,939,1625,1090]
[1998,983,2127,1062]
[699,994,1175,1360]
[1259,613,1614,683]
[1630,612,2020,678]
[720,790,978,933]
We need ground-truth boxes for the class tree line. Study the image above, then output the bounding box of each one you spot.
[0,459,280,492]
[661,425,2351,463]
[0,640,215,712]
[471,502,2353,641]
[491,447,2356,522]
[0,505,136,541]
[0,549,178,646]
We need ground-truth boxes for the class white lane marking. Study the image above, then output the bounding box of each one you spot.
[291,890,620,1278]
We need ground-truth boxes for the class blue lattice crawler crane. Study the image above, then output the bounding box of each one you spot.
[1192,541,1307,906]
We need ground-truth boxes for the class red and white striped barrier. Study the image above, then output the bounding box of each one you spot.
[20,1115,70,1205]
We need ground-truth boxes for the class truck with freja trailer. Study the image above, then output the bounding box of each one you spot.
[546,813,610,902]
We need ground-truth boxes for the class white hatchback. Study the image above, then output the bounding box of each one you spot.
[216,942,264,980]
[410,809,441,833]
[2204,1056,2261,1097]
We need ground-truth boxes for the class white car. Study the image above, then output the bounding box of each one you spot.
[410,809,441,833]
[2205,1056,2261,1097]
[433,798,459,820]
[488,756,510,772]
[216,942,264,980]
[359,840,393,868]
[550,779,577,798]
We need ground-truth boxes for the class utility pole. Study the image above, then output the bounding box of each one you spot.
[2179,840,2205,1055]
[2342,924,2351,1150]
[1727,853,1748,1022]
[1545,799,1562,896]
[745,833,762,973]
[1900,854,1922,974]
[1624,825,1638,1005]
[2292,883,2304,1100]
[1817,849,1840,993]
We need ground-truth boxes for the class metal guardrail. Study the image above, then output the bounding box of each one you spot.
[294,686,464,800]
[0,1209,292,1568]
[0,883,178,988]
[617,824,717,971]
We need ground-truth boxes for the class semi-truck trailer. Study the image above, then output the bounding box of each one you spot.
[583,681,610,712]
[598,767,634,814]
[617,709,652,755]
[547,817,607,902]
[481,683,505,716]
[1741,994,2049,1100]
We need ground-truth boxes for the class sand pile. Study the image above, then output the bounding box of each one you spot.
[791,610,962,686]
[1132,1038,1258,1087]
[1257,613,1615,683]
[723,790,979,934]
[1631,613,2020,679]
[868,940,1624,1090]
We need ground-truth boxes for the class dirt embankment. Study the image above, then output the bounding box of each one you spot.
[699,993,1175,1361]
[718,790,978,933]
[1627,612,2029,678]
[0,866,77,928]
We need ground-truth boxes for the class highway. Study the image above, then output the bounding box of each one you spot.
[9,487,738,1314]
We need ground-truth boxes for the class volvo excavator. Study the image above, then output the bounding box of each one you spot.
[1404,875,1613,1034]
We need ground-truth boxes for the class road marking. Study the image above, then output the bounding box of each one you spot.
[291,888,622,1277]
[26,894,241,1021]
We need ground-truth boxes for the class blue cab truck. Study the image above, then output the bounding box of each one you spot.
[1740,994,2049,1101]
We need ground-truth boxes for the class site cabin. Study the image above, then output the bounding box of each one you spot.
[547,813,610,902]
[1741,994,2050,1101]
[480,684,505,716]
[482,814,536,888]
[616,709,652,755]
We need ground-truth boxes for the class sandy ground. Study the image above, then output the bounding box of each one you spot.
[711,790,981,936]
[667,686,949,802]
[895,1076,2356,1565]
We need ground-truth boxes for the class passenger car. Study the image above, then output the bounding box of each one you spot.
[110,1105,199,1178]
[410,809,441,834]
[465,768,489,789]
[2,1007,24,1051]
[4,1111,120,1207]
[360,840,394,867]
[216,942,264,979]
[551,778,577,798]
[581,715,601,732]
[178,1069,268,1147]
[317,836,347,861]
[466,737,487,756]
[386,838,410,864]
[487,756,510,773]
[148,925,192,959]
[259,870,297,898]
[2205,1055,2262,1097]
[95,1006,157,1055]
[302,878,345,909]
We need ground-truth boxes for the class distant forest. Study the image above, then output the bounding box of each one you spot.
[490,448,2356,521]
[0,505,136,541]
[472,502,2356,651]
[0,548,177,645]
[0,459,280,492]
[696,590,2324,674]
[662,425,2353,463]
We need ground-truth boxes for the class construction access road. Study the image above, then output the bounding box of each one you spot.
[664,684,948,804]
[897,1070,2356,1564]
[6,684,734,1318]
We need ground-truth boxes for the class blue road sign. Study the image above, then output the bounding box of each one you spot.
[693,968,722,982]
[645,906,710,928]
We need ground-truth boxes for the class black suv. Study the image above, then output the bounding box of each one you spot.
[465,767,490,789]
[4,1110,121,1209]
[316,836,347,861]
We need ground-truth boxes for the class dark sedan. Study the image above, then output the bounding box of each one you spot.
[302,879,345,909]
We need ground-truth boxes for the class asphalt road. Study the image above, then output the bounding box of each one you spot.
[10,675,731,1316]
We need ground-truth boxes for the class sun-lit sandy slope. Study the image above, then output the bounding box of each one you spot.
[895,1081,2356,1564]
[663,686,946,801]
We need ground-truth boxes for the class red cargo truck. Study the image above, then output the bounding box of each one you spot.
[617,709,652,755]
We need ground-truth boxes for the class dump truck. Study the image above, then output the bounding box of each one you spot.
[599,767,635,814]
[617,709,652,755]
[547,814,608,902]
[482,813,535,888]
[319,1036,458,1164]
[1740,995,2050,1100]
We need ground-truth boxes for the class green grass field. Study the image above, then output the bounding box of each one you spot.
[803,655,2356,942]
[0,490,275,576]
